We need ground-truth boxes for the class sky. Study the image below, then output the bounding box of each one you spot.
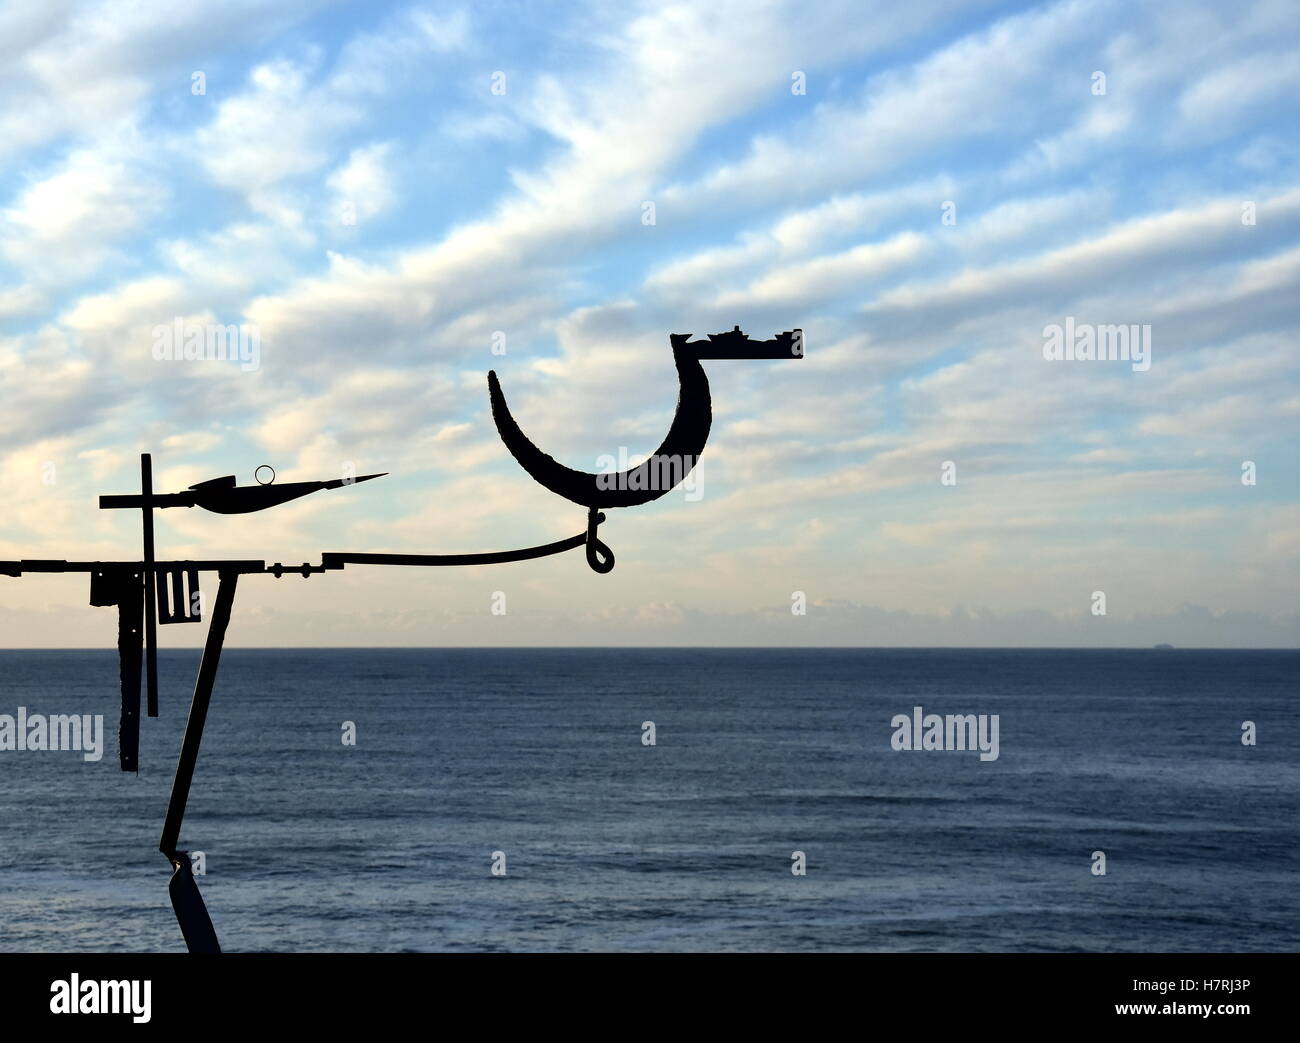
[0,0,1297,647]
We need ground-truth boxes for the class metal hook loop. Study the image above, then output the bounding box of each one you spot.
[585,508,614,574]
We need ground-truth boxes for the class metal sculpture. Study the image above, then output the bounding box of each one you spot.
[0,326,801,951]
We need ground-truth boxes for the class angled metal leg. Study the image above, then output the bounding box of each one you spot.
[159,569,238,953]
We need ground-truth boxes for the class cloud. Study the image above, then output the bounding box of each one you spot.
[188,6,470,224]
[0,0,1297,646]
[326,142,396,225]
[662,0,1108,211]
[0,0,319,162]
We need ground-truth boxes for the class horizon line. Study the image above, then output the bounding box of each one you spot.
[2,645,1298,652]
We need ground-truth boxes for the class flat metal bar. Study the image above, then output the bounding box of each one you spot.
[693,342,802,359]
[141,454,159,718]
[0,559,267,574]
[159,570,238,859]
[117,569,143,773]
[99,492,196,509]
[320,525,597,569]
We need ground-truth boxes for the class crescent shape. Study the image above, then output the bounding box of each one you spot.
[488,339,711,509]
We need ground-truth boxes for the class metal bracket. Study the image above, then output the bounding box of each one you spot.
[156,566,202,624]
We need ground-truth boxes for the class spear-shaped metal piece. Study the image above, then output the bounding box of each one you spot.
[99,470,387,513]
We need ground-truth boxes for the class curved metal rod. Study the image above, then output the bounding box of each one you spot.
[487,337,711,510]
[321,513,606,569]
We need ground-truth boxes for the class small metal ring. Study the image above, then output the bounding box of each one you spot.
[254,465,276,485]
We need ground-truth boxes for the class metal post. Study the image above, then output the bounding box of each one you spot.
[159,569,238,953]
[117,569,144,772]
[141,453,159,717]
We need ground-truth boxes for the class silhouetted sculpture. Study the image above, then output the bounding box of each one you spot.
[0,327,801,952]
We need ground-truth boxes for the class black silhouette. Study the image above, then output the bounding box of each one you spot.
[99,469,386,514]
[0,327,800,952]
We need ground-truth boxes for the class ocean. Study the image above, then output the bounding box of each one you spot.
[0,648,1295,953]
